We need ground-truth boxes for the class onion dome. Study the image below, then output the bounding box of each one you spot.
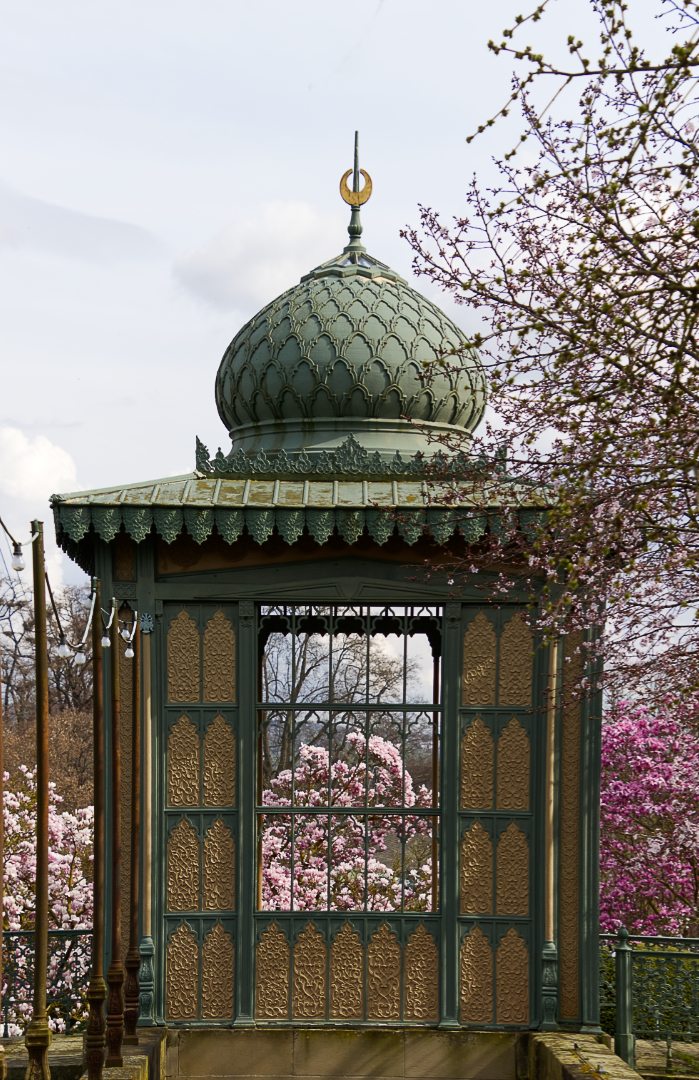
[215,135,486,465]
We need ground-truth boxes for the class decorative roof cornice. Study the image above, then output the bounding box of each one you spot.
[195,433,485,481]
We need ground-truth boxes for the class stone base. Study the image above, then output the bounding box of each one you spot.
[168,1029,520,1080]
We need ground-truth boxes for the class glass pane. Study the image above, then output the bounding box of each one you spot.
[292,813,329,911]
[259,811,292,910]
[367,813,403,911]
[329,813,367,910]
[404,816,438,913]
[404,711,439,808]
[367,633,405,704]
[407,634,438,704]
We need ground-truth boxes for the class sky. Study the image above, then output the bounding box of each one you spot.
[0,0,662,586]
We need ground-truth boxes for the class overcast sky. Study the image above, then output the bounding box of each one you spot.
[0,0,662,585]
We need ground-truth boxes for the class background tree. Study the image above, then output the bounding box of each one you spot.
[0,578,93,810]
[404,0,699,696]
[261,734,434,912]
[599,694,699,935]
[260,627,427,787]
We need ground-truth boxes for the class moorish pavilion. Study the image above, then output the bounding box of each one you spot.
[50,137,602,1069]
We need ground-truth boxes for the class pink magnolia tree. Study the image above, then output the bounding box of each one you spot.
[600,697,699,936]
[3,766,93,1032]
[4,765,93,930]
[261,733,435,911]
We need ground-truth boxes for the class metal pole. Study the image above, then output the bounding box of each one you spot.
[25,520,51,1080]
[105,603,124,1067]
[85,579,106,1080]
[615,926,635,1067]
[123,615,140,1044]
[0,635,7,1080]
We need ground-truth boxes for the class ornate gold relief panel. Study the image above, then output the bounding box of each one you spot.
[460,822,493,915]
[168,609,200,703]
[497,718,530,810]
[560,632,583,1019]
[203,819,235,910]
[203,716,236,806]
[498,614,532,706]
[463,612,496,705]
[404,924,438,1021]
[256,922,290,1019]
[461,716,494,809]
[203,609,236,703]
[496,927,529,1024]
[202,923,234,1019]
[166,923,199,1021]
[367,923,401,1020]
[167,819,200,911]
[330,923,363,1020]
[460,927,493,1024]
[293,923,327,1020]
[168,715,200,807]
[496,822,529,916]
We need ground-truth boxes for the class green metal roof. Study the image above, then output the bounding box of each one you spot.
[51,469,545,552]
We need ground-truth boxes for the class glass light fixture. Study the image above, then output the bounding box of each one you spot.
[101,634,111,648]
[11,543,25,572]
[57,637,71,659]
[74,651,87,666]
[124,645,134,659]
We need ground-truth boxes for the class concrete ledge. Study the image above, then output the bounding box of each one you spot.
[171,1029,521,1080]
[530,1034,643,1080]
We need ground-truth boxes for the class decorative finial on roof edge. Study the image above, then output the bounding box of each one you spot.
[339,131,372,257]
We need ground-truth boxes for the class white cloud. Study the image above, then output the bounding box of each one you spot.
[173,201,347,312]
[0,179,164,262]
[0,425,82,586]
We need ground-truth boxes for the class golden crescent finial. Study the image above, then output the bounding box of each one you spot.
[340,168,372,206]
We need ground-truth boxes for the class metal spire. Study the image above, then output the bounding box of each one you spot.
[339,130,372,256]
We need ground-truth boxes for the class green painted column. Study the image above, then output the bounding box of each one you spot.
[236,600,256,1025]
[439,602,462,1028]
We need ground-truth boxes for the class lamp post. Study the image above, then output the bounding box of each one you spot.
[123,615,140,1044]
[105,602,124,1067]
[25,520,50,1080]
[85,579,106,1080]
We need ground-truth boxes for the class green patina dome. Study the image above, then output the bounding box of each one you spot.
[215,174,486,464]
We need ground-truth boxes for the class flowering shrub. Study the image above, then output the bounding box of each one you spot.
[600,698,699,936]
[4,766,93,929]
[3,767,93,1032]
[261,733,435,911]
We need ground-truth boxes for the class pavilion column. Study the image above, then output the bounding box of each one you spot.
[25,520,51,1080]
[540,638,560,1030]
[123,617,141,1043]
[105,602,124,1067]
[137,621,154,1024]
[86,579,106,1080]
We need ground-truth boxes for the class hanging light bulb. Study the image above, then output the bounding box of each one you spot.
[74,651,87,666]
[57,637,71,659]
[121,626,130,641]
[11,542,25,572]
[101,633,111,648]
[124,644,134,659]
